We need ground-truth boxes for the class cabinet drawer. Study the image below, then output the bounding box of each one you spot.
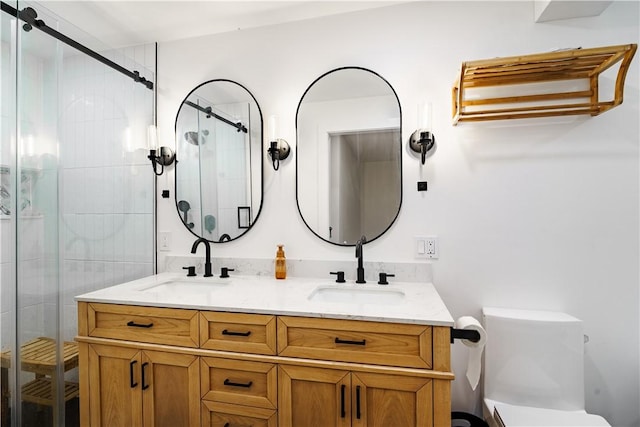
[277,316,432,369]
[86,303,199,348]
[201,357,277,409]
[200,312,277,355]
[201,401,276,427]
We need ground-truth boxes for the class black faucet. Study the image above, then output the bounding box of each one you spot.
[191,238,213,277]
[355,235,367,284]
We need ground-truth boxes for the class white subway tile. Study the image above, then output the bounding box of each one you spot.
[102,214,115,261]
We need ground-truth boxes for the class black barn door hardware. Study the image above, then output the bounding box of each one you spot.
[1,1,154,90]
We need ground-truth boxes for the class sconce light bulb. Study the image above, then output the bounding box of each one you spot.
[147,125,159,150]
[417,102,433,132]
[268,115,279,142]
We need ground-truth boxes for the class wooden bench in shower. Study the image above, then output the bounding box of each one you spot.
[1,337,79,423]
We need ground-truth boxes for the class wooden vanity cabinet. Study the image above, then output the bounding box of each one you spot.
[78,302,453,427]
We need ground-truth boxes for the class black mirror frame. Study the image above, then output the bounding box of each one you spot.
[294,66,403,247]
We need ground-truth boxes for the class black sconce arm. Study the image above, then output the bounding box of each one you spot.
[147,147,175,176]
[267,139,290,171]
[409,130,435,165]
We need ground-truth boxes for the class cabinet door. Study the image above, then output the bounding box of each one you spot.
[351,372,433,427]
[87,344,142,427]
[141,350,200,427]
[278,365,351,427]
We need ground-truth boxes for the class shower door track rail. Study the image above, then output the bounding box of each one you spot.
[0,1,154,90]
[184,100,248,133]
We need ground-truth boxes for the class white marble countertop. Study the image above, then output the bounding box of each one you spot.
[76,272,454,326]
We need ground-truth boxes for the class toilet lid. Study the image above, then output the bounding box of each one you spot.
[494,402,610,427]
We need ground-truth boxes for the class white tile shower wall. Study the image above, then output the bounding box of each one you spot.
[0,41,12,351]
[59,44,156,342]
[10,50,50,346]
[157,3,639,425]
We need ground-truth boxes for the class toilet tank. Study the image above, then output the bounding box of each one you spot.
[482,307,585,411]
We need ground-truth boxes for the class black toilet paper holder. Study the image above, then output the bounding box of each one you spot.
[450,328,481,344]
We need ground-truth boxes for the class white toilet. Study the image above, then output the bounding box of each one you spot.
[482,307,610,427]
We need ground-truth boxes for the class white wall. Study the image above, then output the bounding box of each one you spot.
[157,2,639,425]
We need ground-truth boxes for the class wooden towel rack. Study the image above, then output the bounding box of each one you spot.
[452,44,637,124]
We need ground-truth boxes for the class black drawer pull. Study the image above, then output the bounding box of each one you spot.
[356,385,361,419]
[340,384,346,418]
[335,337,366,346]
[141,362,149,390]
[222,329,251,337]
[129,360,138,388]
[127,321,153,328]
[223,379,253,388]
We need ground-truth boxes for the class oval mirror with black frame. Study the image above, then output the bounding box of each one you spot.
[175,79,263,243]
[296,67,402,246]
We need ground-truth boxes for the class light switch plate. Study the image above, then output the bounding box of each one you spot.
[414,236,438,259]
[158,231,171,251]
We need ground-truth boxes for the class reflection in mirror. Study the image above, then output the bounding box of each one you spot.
[175,80,263,242]
[296,67,402,246]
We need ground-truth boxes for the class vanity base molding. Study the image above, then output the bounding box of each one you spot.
[77,302,453,426]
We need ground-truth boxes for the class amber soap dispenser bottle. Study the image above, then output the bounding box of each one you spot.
[275,244,287,279]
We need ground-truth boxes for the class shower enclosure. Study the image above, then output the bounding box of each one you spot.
[0,1,156,425]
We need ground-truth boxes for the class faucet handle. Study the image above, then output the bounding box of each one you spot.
[182,266,196,277]
[330,271,345,283]
[378,273,395,285]
[220,267,235,278]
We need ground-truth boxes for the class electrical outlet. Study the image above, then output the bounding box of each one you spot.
[158,231,171,251]
[414,236,438,259]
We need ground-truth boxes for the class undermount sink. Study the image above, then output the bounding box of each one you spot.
[138,278,231,294]
[308,285,406,305]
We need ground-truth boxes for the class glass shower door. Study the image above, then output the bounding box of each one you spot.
[1,2,18,426]
[1,1,156,425]
[16,4,65,425]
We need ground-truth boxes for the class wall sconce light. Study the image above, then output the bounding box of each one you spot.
[409,102,436,165]
[148,147,175,176]
[147,125,175,176]
[267,115,290,171]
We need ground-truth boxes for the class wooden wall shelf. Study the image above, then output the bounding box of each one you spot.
[452,44,637,124]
